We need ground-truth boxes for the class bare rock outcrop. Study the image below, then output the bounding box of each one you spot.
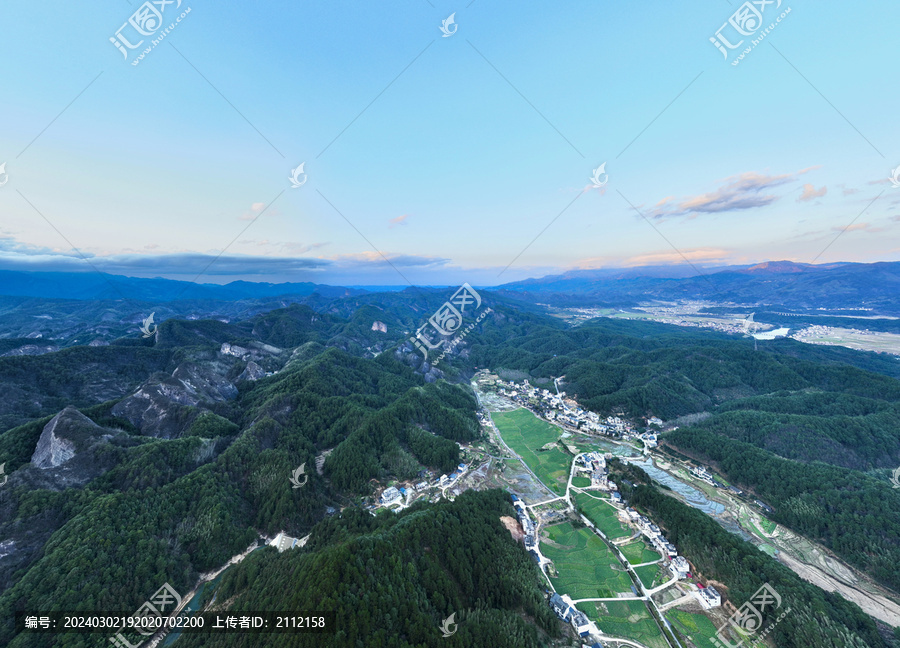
[32,406,97,468]
[112,361,239,438]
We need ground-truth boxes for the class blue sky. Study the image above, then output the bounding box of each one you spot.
[1,0,898,287]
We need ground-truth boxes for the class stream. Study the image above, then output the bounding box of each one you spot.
[627,457,752,542]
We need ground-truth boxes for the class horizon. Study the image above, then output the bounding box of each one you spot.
[0,257,878,293]
[1,2,899,287]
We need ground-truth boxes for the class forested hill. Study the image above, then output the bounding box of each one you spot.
[177,491,558,648]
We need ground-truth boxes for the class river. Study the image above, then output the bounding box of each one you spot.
[627,457,752,542]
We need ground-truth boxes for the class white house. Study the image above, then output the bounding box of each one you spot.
[669,556,690,579]
[381,486,402,505]
[696,585,721,609]
[571,610,595,636]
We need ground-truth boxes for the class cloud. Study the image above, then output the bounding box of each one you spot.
[238,202,279,221]
[331,251,450,269]
[648,168,816,219]
[831,222,883,234]
[798,183,827,202]
[622,247,734,266]
[389,214,410,228]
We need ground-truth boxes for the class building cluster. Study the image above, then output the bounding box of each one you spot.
[374,463,470,510]
[623,508,677,559]
[620,506,721,609]
[494,379,634,437]
[435,463,467,489]
[549,593,601,641]
[575,452,620,501]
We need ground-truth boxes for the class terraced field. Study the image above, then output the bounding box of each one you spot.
[578,599,668,648]
[575,492,633,540]
[539,522,633,599]
[634,563,664,588]
[665,609,722,648]
[491,408,571,495]
[619,538,662,565]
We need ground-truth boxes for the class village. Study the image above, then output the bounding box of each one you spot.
[269,371,757,647]
[510,446,724,647]
[474,373,742,648]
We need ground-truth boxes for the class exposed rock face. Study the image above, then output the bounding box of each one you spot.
[221,343,250,359]
[20,406,125,491]
[32,406,97,468]
[371,321,387,333]
[238,361,266,382]
[112,361,239,438]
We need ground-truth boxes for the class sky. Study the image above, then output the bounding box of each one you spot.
[1,0,899,287]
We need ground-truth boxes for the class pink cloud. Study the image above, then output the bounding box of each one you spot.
[798,183,827,202]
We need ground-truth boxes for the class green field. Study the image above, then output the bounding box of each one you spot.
[492,409,572,495]
[578,599,668,648]
[575,492,633,541]
[572,475,591,488]
[634,563,664,588]
[666,609,722,648]
[540,522,633,599]
[619,538,662,565]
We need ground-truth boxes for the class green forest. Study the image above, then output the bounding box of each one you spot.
[177,491,558,648]
[3,302,900,647]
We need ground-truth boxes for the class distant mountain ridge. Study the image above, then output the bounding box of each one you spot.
[497,260,900,313]
[0,269,361,302]
[2,260,899,313]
